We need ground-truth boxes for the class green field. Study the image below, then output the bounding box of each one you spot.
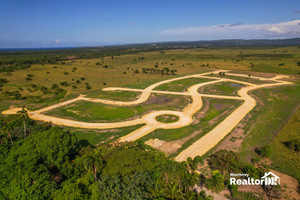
[156,114,179,123]
[235,82,300,162]
[1,46,299,112]
[199,81,246,96]
[269,108,300,181]
[139,98,243,155]
[45,94,191,122]
[155,77,213,92]
[1,46,299,181]
[85,90,141,101]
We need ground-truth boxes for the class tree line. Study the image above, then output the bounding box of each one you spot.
[0,113,282,199]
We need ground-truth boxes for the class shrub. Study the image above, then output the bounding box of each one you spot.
[255,145,271,158]
[60,81,69,86]
[283,137,300,152]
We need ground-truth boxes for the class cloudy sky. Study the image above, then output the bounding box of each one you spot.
[0,0,300,48]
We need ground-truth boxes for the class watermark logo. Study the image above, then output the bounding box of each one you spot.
[230,172,280,186]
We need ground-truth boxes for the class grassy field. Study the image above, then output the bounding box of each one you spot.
[139,98,243,155]
[64,124,145,146]
[45,94,191,122]
[199,81,246,96]
[269,107,300,181]
[85,90,141,101]
[154,77,213,92]
[156,114,179,123]
[1,46,299,112]
[0,46,299,173]
[237,81,300,162]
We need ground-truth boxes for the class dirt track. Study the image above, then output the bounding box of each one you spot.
[2,71,292,161]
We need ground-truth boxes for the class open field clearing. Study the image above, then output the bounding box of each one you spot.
[1,46,299,111]
[1,47,299,162]
[44,94,190,122]
[1,46,300,200]
[3,69,296,162]
[269,108,300,181]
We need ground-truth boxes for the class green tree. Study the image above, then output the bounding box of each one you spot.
[198,191,214,200]
[205,170,224,193]
[2,123,14,146]
[167,182,182,199]
[17,106,28,138]
[82,149,103,182]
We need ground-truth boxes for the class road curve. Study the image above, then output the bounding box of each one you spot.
[1,71,292,161]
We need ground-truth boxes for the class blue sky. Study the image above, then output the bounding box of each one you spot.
[0,0,300,48]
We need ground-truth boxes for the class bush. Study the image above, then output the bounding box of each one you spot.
[52,84,59,89]
[60,81,69,86]
[255,145,271,158]
[208,150,242,173]
[284,137,300,152]
[86,85,92,90]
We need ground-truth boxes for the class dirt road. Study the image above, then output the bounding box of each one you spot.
[2,71,292,161]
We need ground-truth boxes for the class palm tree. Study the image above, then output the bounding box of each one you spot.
[167,182,182,199]
[198,191,214,200]
[182,190,198,200]
[187,157,197,171]
[205,170,225,193]
[17,106,28,139]
[194,156,204,166]
[83,150,103,182]
[198,174,206,191]
[150,177,167,198]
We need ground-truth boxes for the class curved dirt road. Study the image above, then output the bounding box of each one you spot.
[2,71,292,161]
[175,75,292,161]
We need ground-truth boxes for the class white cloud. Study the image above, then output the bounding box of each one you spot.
[55,39,61,43]
[160,20,300,39]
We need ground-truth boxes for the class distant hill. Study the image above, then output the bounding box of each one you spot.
[120,38,300,49]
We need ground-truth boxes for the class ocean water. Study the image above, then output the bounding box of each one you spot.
[0,47,78,52]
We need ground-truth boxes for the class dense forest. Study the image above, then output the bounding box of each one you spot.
[0,112,278,200]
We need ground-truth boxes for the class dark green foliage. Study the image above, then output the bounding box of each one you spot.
[0,78,8,84]
[0,121,78,199]
[255,145,271,158]
[60,81,69,86]
[0,115,215,199]
[283,137,300,152]
[208,150,242,173]
[52,83,59,89]
[208,150,264,179]
[205,170,224,193]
